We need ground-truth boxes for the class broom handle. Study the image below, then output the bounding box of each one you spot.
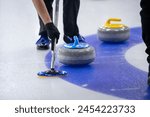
[51,0,60,69]
[54,0,59,28]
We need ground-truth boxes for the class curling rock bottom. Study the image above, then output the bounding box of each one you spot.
[97,26,130,42]
[57,46,95,65]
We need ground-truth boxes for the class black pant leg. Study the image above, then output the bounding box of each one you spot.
[63,0,80,37]
[39,0,54,36]
[140,0,150,63]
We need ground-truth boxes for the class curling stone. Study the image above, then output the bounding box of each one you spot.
[97,18,130,42]
[57,36,95,65]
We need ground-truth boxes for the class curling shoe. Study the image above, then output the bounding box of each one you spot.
[36,35,50,50]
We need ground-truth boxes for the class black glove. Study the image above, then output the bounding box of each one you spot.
[45,22,60,44]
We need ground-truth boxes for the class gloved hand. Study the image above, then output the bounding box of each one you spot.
[45,22,60,44]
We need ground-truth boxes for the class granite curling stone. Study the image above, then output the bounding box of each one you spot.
[57,36,95,65]
[97,18,130,42]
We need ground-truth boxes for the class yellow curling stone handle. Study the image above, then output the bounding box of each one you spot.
[104,18,126,28]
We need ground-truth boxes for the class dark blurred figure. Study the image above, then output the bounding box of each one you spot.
[140,0,150,85]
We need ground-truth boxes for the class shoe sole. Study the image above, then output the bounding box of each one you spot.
[37,45,49,50]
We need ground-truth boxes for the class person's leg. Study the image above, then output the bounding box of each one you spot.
[140,0,150,84]
[36,0,54,50]
[63,0,81,43]
[39,0,54,36]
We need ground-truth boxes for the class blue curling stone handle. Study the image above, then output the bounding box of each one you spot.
[64,36,89,49]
